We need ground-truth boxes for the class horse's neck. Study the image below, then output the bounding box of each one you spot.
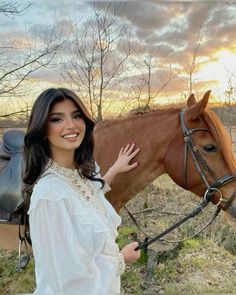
[95,108,180,211]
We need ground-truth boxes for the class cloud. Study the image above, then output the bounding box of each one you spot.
[1,0,236,105]
[30,68,63,84]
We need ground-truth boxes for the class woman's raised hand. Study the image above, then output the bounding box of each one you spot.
[113,143,140,174]
[102,143,140,186]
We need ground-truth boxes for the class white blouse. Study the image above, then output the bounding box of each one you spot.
[28,162,125,295]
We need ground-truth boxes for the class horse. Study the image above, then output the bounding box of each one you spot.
[94,90,236,220]
[0,90,236,252]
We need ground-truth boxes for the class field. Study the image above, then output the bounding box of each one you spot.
[118,176,236,293]
[0,124,236,293]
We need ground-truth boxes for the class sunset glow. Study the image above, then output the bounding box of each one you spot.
[200,50,236,94]
[0,1,236,116]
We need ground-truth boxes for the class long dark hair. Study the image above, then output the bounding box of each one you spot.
[23,88,104,205]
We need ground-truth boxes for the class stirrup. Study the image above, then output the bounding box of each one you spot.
[15,238,30,272]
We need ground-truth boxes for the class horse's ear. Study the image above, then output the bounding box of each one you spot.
[187,94,197,107]
[185,90,211,121]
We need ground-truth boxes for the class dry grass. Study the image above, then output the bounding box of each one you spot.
[119,175,236,294]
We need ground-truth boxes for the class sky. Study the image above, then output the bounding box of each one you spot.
[1,0,236,116]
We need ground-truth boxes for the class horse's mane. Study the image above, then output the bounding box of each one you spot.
[96,107,180,130]
[202,109,236,174]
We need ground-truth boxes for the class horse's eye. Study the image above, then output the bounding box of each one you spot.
[203,144,217,153]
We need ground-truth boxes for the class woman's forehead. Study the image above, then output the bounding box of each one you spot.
[50,99,80,113]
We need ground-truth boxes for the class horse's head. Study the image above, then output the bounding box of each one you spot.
[165,91,236,221]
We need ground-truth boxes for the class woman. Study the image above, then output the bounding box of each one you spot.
[23,88,141,294]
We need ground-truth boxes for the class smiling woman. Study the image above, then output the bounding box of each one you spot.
[22,87,141,295]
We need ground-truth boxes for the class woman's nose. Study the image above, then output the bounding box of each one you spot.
[65,117,76,129]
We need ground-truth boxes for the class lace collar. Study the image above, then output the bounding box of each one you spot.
[46,160,107,216]
[46,160,80,179]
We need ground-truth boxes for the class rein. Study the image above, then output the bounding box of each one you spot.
[134,110,235,251]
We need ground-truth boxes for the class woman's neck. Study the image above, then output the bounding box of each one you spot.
[51,154,76,170]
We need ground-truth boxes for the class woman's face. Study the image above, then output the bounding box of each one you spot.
[46,99,86,161]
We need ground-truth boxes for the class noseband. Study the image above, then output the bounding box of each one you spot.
[180,109,236,209]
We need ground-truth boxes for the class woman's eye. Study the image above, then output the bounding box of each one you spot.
[49,117,62,123]
[74,113,83,119]
[203,144,217,153]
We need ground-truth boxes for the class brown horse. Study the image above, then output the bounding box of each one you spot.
[94,91,236,221]
[0,90,236,250]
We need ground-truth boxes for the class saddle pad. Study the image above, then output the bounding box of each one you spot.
[2,130,25,154]
[0,130,25,213]
[0,145,10,160]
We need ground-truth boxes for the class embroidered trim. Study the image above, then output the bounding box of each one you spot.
[47,161,107,217]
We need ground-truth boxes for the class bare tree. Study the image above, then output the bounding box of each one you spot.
[129,49,178,110]
[181,26,205,96]
[62,3,131,121]
[0,25,67,97]
[224,76,236,141]
[0,1,32,17]
[0,1,72,122]
[0,21,70,122]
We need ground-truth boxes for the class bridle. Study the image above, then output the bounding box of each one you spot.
[180,109,235,209]
[134,109,236,251]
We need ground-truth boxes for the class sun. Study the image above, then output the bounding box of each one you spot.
[215,49,236,70]
[214,49,236,94]
[197,49,236,99]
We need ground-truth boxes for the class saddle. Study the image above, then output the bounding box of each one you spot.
[0,129,25,214]
[0,130,31,271]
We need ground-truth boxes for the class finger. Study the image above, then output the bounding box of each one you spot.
[132,241,139,247]
[122,143,132,154]
[126,162,139,171]
[119,146,125,157]
[132,241,140,251]
[127,143,136,154]
[129,147,140,158]
[123,143,136,155]
[126,147,140,161]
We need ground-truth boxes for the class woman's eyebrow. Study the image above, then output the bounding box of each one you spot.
[49,109,81,116]
[73,109,82,113]
[49,112,63,116]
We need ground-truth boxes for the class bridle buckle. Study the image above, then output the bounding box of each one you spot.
[184,136,189,142]
[204,188,223,206]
